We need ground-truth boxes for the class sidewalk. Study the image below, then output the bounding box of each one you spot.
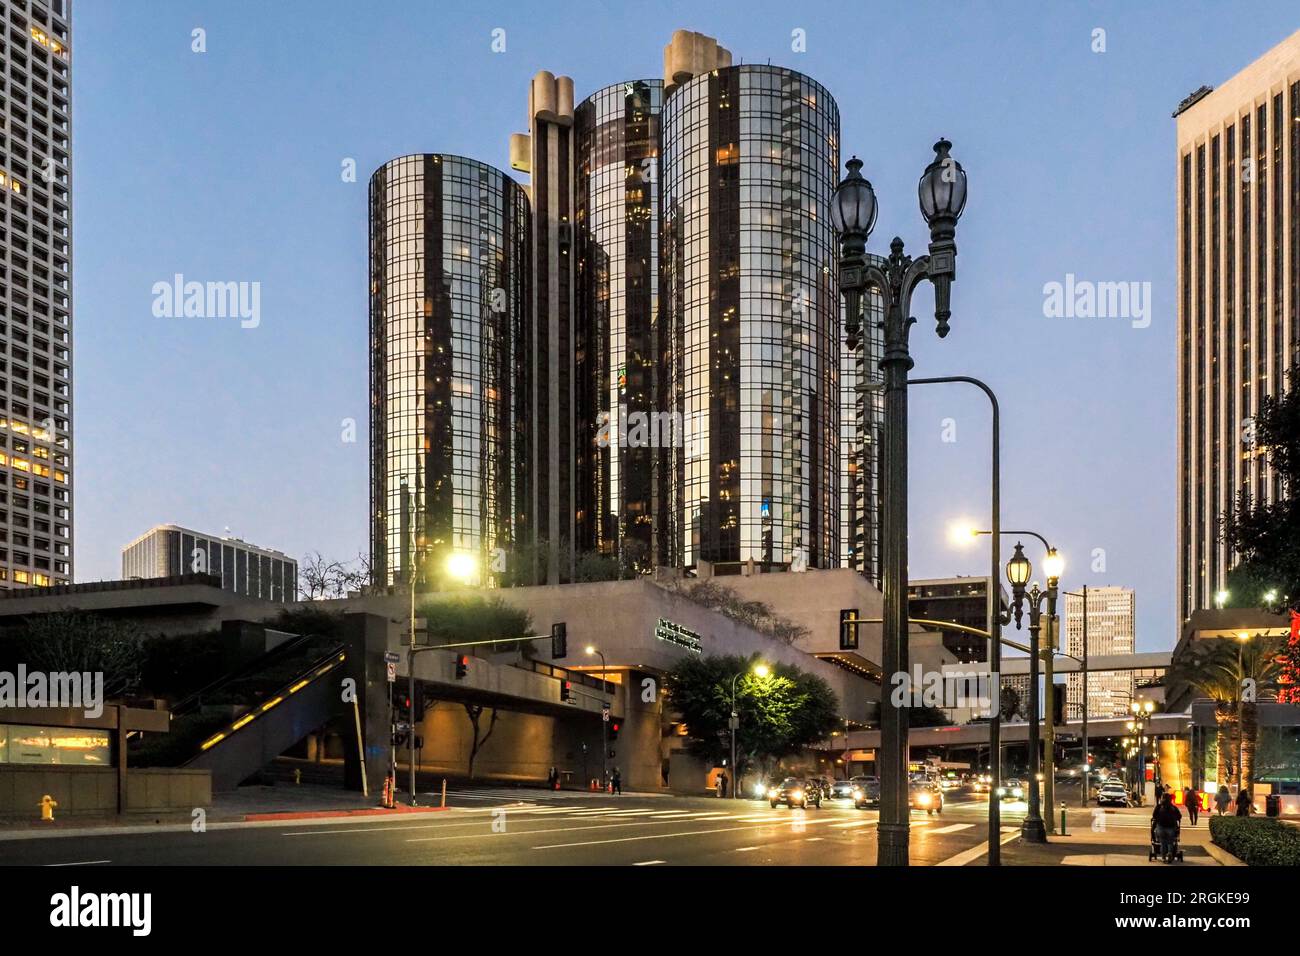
[995,803,1223,866]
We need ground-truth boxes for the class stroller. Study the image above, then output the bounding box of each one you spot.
[1149,819,1184,863]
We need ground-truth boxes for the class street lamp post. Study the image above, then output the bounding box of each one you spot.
[911,375,1001,864]
[832,140,967,867]
[586,646,609,790]
[729,662,770,799]
[1004,542,1063,842]
[1125,698,1155,805]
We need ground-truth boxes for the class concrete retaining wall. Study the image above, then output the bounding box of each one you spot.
[0,765,211,820]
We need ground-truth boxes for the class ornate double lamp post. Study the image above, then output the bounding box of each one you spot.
[831,140,967,866]
[1004,542,1064,842]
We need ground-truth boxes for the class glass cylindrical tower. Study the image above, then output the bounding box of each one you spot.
[659,65,840,570]
[369,154,530,589]
[575,79,662,570]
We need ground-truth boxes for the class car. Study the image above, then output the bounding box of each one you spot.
[807,776,833,798]
[909,781,944,814]
[996,778,1025,801]
[939,772,962,791]
[769,777,821,809]
[1097,782,1130,807]
[971,773,993,793]
[829,779,859,800]
[851,776,880,809]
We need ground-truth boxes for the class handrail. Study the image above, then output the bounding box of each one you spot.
[190,644,346,755]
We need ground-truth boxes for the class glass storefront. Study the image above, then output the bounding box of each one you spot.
[0,723,111,766]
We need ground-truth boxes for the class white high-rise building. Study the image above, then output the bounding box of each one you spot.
[1064,586,1136,720]
[0,0,73,590]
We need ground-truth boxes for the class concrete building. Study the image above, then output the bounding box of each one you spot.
[0,0,73,590]
[908,575,1007,663]
[1174,30,1300,629]
[1063,586,1137,719]
[121,525,297,602]
[367,154,530,590]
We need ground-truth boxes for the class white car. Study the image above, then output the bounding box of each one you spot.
[1097,783,1130,807]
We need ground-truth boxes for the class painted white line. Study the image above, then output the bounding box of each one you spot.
[735,846,759,852]
[533,817,840,850]
[633,859,666,866]
[929,823,975,834]
[805,837,824,842]
[935,828,1021,867]
[45,860,110,866]
[831,820,876,829]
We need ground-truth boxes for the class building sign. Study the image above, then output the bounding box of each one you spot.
[655,618,702,655]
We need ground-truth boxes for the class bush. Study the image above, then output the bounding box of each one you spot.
[1210,815,1300,865]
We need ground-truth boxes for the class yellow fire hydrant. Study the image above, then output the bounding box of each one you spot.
[40,794,58,822]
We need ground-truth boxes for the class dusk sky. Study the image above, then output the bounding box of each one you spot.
[71,1,1300,650]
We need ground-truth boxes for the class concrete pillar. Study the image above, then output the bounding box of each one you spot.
[618,669,665,792]
[340,612,391,794]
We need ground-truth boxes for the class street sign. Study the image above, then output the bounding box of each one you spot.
[386,662,396,683]
[728,715,739,730]
[383,651,400,664]
[602,704,610,722]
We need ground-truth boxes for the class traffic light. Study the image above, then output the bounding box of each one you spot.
[608,721,620,742]
[551,622,567,659]
[562,680,576,704]
[395,694,411,724]
[455,655,469,680]
[839,609,860,651]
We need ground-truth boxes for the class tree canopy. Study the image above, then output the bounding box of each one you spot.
[664,654,840,776]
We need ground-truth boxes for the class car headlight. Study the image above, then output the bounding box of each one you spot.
[852,789,863,799]
[996,787,1006,796]
[1012,788,1023,797]
[917,794,931,805]
[792,790,803,800]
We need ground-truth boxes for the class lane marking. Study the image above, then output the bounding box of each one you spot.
[735,846,759,852]
[633,859,666,866]
[533,816,842,850]
[45,860,110,866]
[831,820,876,829]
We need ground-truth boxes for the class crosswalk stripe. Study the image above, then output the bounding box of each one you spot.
[929,823,975,834]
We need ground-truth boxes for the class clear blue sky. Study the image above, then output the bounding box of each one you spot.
[71,1,1300,649]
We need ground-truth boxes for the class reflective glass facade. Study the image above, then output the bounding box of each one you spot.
[575,79,662,568]
[659,65,840,569]
[369,155,529,589]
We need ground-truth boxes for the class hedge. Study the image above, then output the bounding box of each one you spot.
[1209,815,1300,865]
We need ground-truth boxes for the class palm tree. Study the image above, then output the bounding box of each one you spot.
[1169,636,1284,788]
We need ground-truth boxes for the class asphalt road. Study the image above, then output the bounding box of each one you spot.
[2,787,1028,867]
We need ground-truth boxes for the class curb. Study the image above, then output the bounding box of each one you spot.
[1203,842,1247,866]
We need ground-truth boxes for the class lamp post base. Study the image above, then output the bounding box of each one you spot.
[1020,816,1048,843]
[877,822,910,866]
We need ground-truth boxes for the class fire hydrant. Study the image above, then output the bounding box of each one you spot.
[293,768,302,786]
[40,794,58,822]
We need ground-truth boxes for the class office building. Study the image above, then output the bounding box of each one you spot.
[841,263,884,584]
[0,0,73,590]
[368,154,530,589]
[1175,30,1300,626]
[121,524,297,602]
[908,576,1005,663]
[658,33,841,570]
[1064,585,1137,719]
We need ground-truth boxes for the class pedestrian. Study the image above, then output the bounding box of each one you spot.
[1214,785,1232,816]
[611,767,622,795]
[1235,787,1252,816]
[547,766,558,791]
[1150,791,1182,863]
[716,772,727,798]
[1183,786,1199,825]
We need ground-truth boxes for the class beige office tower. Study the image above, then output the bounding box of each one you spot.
[1064,586,1136,720]
[1174,30,1300,629]
[511,73,578,584]
[0,0,73,590]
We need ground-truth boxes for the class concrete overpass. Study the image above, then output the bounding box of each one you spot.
[825,712,1191,752]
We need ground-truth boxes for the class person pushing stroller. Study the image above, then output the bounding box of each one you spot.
[1149,791,1184,863]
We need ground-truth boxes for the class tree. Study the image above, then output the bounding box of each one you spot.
[5,611,146,698]
[1167,636,1285,788]
[298,551,371,600]
[1222,370,1300,614]
[665,579,811,645]
[463,704,501,779]
[418,595,532,648]
[664,654,839,780]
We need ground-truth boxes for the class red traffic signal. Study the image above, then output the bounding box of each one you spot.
[455,655,469,680]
